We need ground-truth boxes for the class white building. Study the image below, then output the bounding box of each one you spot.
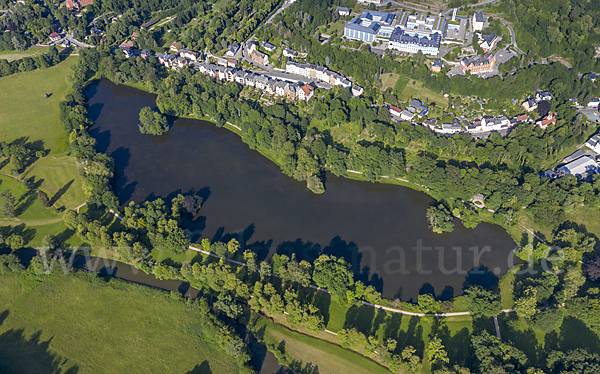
[481,116,510,131]
[588,98,600,108]
[586,134,600,153]
[352,85,364,97]
[473,11,485,31]
[557,156,598,178]
[400,110,415,121]
[389,105,402,117]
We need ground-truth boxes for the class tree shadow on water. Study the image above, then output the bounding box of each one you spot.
[461,266,499,292]
[0,325,79,374]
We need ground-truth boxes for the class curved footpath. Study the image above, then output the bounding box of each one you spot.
[106,209,518,318]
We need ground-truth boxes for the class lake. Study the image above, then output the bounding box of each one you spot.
[87,79,518,302]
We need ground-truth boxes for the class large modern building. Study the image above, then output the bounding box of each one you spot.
[557,156,598,178]
[388,28,441,55]
[343,10,397,42]
[473,11,485,31]
[396,11,446,38]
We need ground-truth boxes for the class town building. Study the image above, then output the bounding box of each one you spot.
[535,91,552,102]
[336,7,350,16]
[246,41,258,54]
[459,53,495,74]
[389,105,402,117]
[343,10,396,43]
[586,134,600,153]
[431,59,443,72]
[352,85,364,97]
[516,113,529,122]
[283,47,297,58]
[252,51,269,65]
[170,42,183,53]
[587,98,600,108]
[298,84,315,102]
[400,109,415,121]
[438,120,462,134]
[535,112,557,129]
[557,156,598,178]
[478,32,497,53]
[521,99,538,112]
[481,116,510,131]
[396,11,446,39]
[472,11,485,31]
[388,28,442,55]
[65,0,93,10]
[261,41,276,53]
[226,43,239,57]
[49,32,61,42]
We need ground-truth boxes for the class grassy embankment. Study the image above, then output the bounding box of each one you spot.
[0,273,239,374]
[0,57,86,245]
[0,47,46,62]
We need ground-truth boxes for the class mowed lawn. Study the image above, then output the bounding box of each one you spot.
[0,274,239,374]
[0,175,57,222]
[380,72,400,91]
[398,79,448,106]
[0,47,46,62]
[0,57,75,156]
[257,317,391,374]
[23,156,86,210]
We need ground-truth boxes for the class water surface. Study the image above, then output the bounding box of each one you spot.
[87,79,517,301]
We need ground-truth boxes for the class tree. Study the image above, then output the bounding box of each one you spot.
[464,286,502,319]
[312,254,354,296]
[427,337,449,366]
[426,204,455,234]
[37,190,50,208]
[227,238,239,255]
[547,348,600,374]
[584,256,600,281]
[337,328,367,351]
[1,190,16,218]
[182,195,200,215]
[471,331,528,373]
[243,249,257,272]
[42,235,59,250]
[138,106,169,135]
[515,286,538,319]
[215,294,243,319]
[259,261,272,278]
[418,294,440,313]
[6,234,24,251]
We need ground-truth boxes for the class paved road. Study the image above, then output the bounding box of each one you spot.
[469,0,501,7]
[580,108,600,123]
[499,20,524,54]
[265,0,295,26]
[65,34,95,48]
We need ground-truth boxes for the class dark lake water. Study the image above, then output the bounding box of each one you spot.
[87,79,517,302]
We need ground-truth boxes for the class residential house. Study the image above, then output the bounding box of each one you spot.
[588,98,600,108]
[587,72,597,82]
[234,70,246,85]
[49,32,61,42]
[336,7,350,16]
[516,113,529,122]
[557,156,598,178]
[252,51,269,65]
[170,42,183,53]
[586,134,600,153]
[423,119,437,129]
[316,66,328,82]
[180,49,200,61]
[246,41,258,54]
[216,56,228,67]
[481,116,510,131]
[244,73,257,87]
[261,41,276,53]
[140,49,153,59]
[438,121,462,134]
[535,112,557,129]
[467,121,482,133]
[66,0,93,10]
[535,91,552,102]
[132,32,139,39]
[225,68,235,82]
[255,75,269,91]
[352,85,364,97]
[460,53,495,73]
[298,84,315,102]
[521,99,538,112]
[285,61,301,75]
[227,58,236,68]
[431,59,443,73]
[90,27,102,35]
[409,99,428,112]
[400,110,415,121]
[275,81,289,96]
[283,48,297,58]
[472,11,485,31]
[226,43,240,57]
[389,105,402,117]
[286,83,298,100]
[478,32,497,53]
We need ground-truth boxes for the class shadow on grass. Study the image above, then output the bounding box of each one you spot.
[14,190,37,217]
[186,360,211,373]
[49,180,74,207]
[0,323,79,373]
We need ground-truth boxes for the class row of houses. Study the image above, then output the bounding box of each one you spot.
[194,63,316,102]
[285,61,362,95]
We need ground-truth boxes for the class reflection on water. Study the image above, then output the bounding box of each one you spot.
[87,79,517,302]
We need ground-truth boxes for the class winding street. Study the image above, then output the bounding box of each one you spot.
[499,20,525,55]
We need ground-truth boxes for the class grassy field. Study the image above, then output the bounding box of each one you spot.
[0,175,58,222]
[0,48,45,62]
[23,156,86,210]
[256,317,391,374]
[0,274,239,374]
[398,79,448,106]
[380,73,400,91]
[0,57,75,156]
